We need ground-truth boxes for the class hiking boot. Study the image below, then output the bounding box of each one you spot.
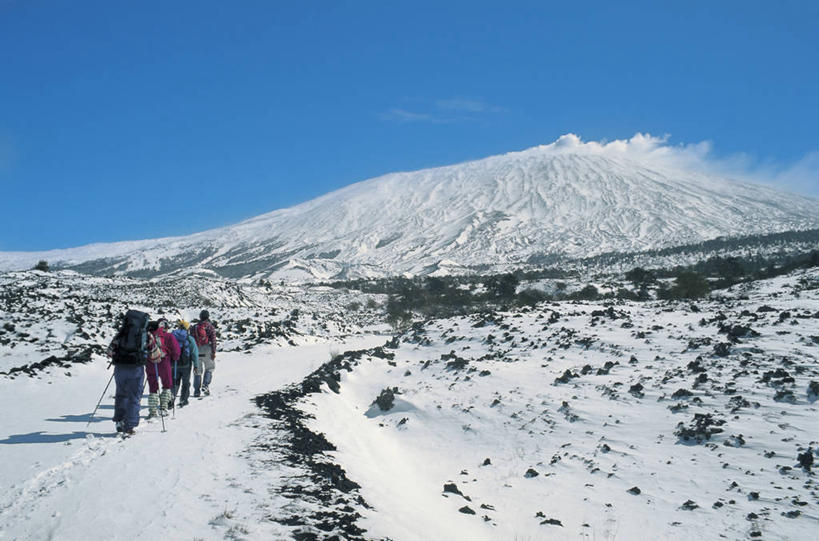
[159,389,171,411]
[115,420,124,433]
[122,428,135,437]
[148,392,159,415]
[203,386,210,396]
[179,400,188,408]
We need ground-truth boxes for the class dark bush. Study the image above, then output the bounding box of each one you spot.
[517,288,550,306]
[625,267,655,285]
[670,271,710,299]
[571,285,599,301]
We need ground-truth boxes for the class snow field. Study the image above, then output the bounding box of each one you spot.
[0,335,385,540]
[301,272,819,540]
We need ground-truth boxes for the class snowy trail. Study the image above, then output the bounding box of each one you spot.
[0,335,385,540]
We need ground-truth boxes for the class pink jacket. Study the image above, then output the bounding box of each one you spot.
[154,327,181,363]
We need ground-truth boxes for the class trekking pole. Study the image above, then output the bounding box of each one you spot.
[159,389,167,433]
[87,367,115,427]
[172,361,177,419]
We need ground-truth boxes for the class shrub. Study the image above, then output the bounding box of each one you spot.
[385,296,412,329]
[571,284,599,301]
[484,273,519,299]
[671,271,710,299]
[625,267,654,285]
[34,260,49,272]
[517,288,550,306]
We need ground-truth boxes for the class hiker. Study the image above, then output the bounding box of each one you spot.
[171,319,199,408]
[106,310,158,435]
[192,310,217,397]
[146,319,180,417]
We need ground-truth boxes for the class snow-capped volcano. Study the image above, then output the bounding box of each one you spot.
[2,134,818,280]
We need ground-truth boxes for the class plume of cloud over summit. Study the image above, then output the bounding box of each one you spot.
[531,133,818,198]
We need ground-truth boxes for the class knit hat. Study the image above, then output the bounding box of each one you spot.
[177,319,190,330]
[199,310,210,321]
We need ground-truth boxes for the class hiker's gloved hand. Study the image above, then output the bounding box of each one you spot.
[195,368,203,375]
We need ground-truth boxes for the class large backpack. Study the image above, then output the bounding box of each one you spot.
[113,310,152,365]
[194,321,211,347]
[172,329,191,363]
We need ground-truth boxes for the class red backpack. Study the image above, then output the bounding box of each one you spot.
[195,322,210,346]
[147,333,162,363]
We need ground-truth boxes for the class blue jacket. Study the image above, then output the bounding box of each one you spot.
[188,334,201,371]
[171,329,200,370]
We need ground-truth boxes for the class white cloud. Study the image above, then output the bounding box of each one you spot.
[381,97,503,124]
[535,133,819,198]
[434,98,504,114]
[379,108,439,123]
[771,151,819,196]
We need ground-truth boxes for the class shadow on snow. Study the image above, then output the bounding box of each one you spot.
[0,431,119,444]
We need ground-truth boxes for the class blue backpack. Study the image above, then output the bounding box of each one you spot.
[172,329,191,363]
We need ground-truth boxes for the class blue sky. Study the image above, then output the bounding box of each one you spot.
[1,0,818,251]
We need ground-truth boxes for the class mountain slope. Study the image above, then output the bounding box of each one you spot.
[2,135,818,280]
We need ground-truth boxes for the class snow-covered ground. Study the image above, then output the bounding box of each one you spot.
[0,335,385,540]
[301,272,819,540]
[1,269,818,540]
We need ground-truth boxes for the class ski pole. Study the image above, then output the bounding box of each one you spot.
[172,361,177,419]
[87,370,115,427]
[159,385,167,433]
[159,359,168,432]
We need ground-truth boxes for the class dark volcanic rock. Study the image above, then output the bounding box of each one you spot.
[774,389,797,403]
[675,413,726,443]
[554,369,578,385]
[671,388,694,400]
[761,368,795,386]
[596,360,617,375]
[797,448,814,471]
[252,345,398,540]
[373,387,398,411]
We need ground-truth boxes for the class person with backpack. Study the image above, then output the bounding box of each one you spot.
[146,319,180,418]
[106,310,159,435]
[171,319,199,408]
[192,310,217,397]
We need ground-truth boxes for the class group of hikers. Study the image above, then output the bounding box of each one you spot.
[104,309,218,436]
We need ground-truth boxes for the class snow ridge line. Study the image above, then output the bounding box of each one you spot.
[252,341,399,540]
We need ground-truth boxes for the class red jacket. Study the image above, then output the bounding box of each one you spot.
[154,327,181,363]
[194,321,217,354]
